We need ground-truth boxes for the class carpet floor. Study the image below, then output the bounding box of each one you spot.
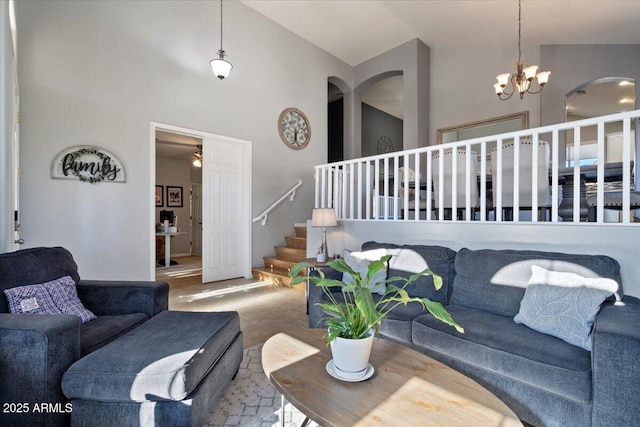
[206,345,320,427]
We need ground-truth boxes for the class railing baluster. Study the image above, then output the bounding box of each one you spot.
[531,133,539,222]
[426,152,433,221]
[414,153,421,221]
[480,141,487,222]
[622,118,632,223]
[438,147,444,221]
[393,156,399,220]
[496,139,503,222]
[451,149,458,220]
[573,127,581,223]
[374,159,380,220]
[383,157,389,219]
[366,160,371,220]
[551,130,559,222]
[596,122,605,223]
[357,162,363,220]
[513,135,520,222]
[349,163,355,220]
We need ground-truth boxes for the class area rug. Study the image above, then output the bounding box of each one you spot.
[205,345,320,427]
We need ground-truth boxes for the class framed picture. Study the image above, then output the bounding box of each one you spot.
[155,185,164,207]
[167,186,183,208]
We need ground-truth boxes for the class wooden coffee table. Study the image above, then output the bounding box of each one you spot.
[262,328,522,427]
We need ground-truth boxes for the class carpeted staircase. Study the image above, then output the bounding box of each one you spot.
[252,224,307,287]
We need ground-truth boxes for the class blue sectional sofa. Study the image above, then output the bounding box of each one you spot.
[308,241,640,427]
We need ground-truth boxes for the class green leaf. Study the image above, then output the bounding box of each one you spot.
[421,298,464,333]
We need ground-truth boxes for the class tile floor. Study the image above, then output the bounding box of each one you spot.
[156,256,309,348]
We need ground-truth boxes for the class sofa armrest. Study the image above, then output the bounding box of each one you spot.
[308,266,342,329]
[0,313,81,426]
[76,280,169,318]
[592,296,640,426]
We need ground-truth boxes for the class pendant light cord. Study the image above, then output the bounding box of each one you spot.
[219,0,224,53]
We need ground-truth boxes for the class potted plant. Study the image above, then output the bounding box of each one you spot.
[290,255,463,378]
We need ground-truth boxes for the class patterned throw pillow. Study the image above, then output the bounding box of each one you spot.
[514,266,614,351]
[342,249,388,295]
[44,276,97,323]
[3,276,96,323]
[4,283,64,315]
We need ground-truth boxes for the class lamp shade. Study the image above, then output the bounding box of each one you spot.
[210,57,232,79]
[311,208,337,227]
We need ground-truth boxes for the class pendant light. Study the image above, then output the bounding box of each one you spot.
[210,0,232,79]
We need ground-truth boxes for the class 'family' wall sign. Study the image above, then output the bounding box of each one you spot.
[51,145,126,183]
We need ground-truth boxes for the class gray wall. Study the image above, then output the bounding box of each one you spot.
[361,103,403,157]
[15,0,352,280]
[351,39,429,158]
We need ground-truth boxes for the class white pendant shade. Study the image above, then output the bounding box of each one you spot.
[210,57,232,80]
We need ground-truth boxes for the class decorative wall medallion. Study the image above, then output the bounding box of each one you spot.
[51,145,126,183]
[278,107,311,150]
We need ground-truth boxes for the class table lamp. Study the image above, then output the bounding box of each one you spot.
[311,208,337,262]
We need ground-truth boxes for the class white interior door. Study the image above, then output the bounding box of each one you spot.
[202,137,251,283]
[190,183,202,256]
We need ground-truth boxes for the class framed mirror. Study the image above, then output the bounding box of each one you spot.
[437,111,529,144]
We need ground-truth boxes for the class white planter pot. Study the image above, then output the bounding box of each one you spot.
[316,253,326,262]
[330,331,374,376]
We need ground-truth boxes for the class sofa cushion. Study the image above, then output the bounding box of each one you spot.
[412,304,592,403]
[64,310,241,402]
[81,313,149,355]
[450,248,622,317]
[0,247,81,313]
[361,242,456,303]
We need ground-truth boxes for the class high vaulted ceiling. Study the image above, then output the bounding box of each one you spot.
[241,0,640,67]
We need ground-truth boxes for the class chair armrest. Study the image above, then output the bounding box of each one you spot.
[308,266,342,328]
[0,313,81,426]
[76,280,169,318]
[592,296,640,426]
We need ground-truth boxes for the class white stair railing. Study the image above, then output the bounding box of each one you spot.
[314,109,640,225]
[253,179,303,226]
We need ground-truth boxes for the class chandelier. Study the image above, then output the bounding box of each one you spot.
[493,0,550,100]
[209,0,232,79]
[192,145,203,168]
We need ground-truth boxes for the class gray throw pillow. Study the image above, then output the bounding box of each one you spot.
[514,266,615,351]
[342,249,387,295]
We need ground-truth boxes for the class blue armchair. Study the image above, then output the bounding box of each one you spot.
[0,247,168,426]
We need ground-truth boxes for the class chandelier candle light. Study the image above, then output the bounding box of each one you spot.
[210,0,232,79]
[312,208,337,263]
[494,0,550,100]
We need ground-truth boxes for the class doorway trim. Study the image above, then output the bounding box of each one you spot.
[149,121,252,280]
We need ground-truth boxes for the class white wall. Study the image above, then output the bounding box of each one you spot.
[0,1,15,252]
[15,0,352,280]
[316,221,640,298]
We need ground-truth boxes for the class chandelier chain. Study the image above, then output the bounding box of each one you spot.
[517,0,521,63]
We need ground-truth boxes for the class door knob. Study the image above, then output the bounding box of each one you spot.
[14,239,24,244]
